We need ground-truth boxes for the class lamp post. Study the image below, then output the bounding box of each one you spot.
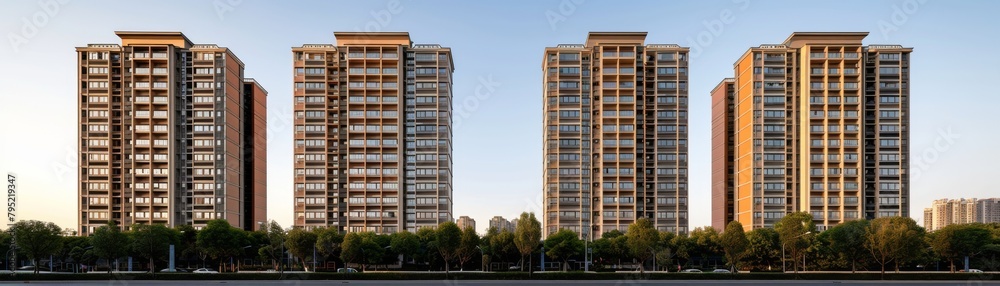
[475,246,484,272]
[648,247,656,272]
[781,231,812,273]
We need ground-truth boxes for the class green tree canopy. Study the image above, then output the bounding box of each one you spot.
[12,220,64,274]
[389,230,419,266]
[513,212,541,272]
[720,221,748,272]
[315,227,344,268]
[544,228,583,271]
[864,216,925,274]
[625,218,659,273]
[745,227,780,271]
[930,223,991,272]
[130,223,179,273]
[436,221,462,274]
[826,219,869,272]
[196,219,247,272]
[285,227,318,271]
[90,222,128,273]
[456,226,481,270]
[775,212,815,272]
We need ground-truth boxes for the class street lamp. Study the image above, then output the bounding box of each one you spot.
[781,231,812,273]
[475,246,484,272]
[648,247,656,272]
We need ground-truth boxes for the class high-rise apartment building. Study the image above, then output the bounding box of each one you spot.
[488,216,514,232]
[77,31,267,234]
[711,78,735,232]
[925,198,977,231]
[712,32,911,231]
[977,198,1000,224]
[457,216,476,231]
[543,32,690,239]
[292,32,454,233]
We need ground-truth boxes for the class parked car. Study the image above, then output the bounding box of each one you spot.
[192,268,218,274]
[336,268,358,273]
[159,268,187,273]
[681,269,703,273]
[961,269,984,273]
[17,265,51,272]
[712,269,731,273]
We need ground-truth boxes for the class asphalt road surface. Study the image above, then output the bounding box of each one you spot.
[4,281,1000,286]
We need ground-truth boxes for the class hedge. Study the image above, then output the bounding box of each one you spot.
[1,272,998,281]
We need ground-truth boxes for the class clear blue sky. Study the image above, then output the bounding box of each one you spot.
[1,0,997,234]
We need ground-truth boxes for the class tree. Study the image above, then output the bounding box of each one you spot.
[415,227,440,269]
[592,230,629,269]
[625,218,659,273]
[10,220,63,274]
[744,228,780,271]
[258,221,285,272]
[826,219,869,273]
[689,227,722,268]
[196,219,247,272]
[285,227,318,271]
[315,227,344,269]
[456,227,481,271]
[864,216,925,274]
[339,231,385,271]
[130,224,179,273]
[340,232,365,270]
[58,236,90,272]
[931,223,991,273]
[720,221,748,272]
[436,221,462,274]
[389,231,419,267]
[175,224,199,268]
[490,229,518,269]
[68,244,96,272]
[479,227,499,271]
[513,212,541,273]
[544,228,583,271]
[776,212,815,273]
[655,232,677,271]
[91,222,128,273]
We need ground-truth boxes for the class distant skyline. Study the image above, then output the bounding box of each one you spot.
[1,0,998,234]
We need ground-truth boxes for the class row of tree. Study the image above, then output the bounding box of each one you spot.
[6,212,1000,274]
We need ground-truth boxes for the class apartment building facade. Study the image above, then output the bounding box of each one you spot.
[488,216,515,232]
[457,216,476,231]
[543,32,690,240]
[77,31,267,234]
[292,32,453,233]
[713,32,911,231]
[710,78,736,231]
[978,198,1000,224]
[923,198,1000,231]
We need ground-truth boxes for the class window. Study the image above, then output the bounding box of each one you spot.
[558,53,579,61]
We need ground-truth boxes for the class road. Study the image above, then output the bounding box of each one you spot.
[3,281,1000,286]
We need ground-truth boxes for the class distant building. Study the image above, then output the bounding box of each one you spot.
[977,198,1000,224]
[489,216,514,232]
[457,216,476,231]
[923,208,933,230]
[926,198,977,231]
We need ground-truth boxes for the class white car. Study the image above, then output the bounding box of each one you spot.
[681,269,702,273]
[712,269,731,273]
[192,268,219,274]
